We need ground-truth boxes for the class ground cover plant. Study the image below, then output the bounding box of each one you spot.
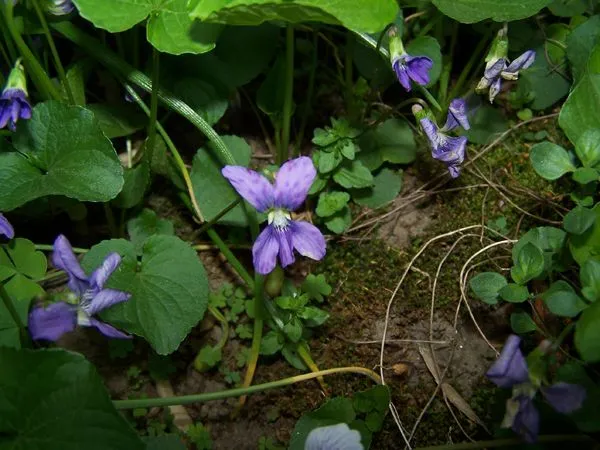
[1,0,600,448]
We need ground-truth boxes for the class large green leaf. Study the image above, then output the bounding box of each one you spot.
[431,0,552,23]
[72,0,221,54]
[189,0,399,33]
[352,168,403,209]
[0,347,144,450]
[463,104,508,145]
[0,101,123,211]
[559,43,600,145]
[570,203,600,266]
[191,135,251,227]
[357,119,416,171]
[529,142,576,180]
[575,301,600,362]
[82,236,209,355]
[87,103,147,139]
[566,15,600,83]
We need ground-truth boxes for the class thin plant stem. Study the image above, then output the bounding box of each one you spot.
[279,25,295,164]
[145,48,160,164]
[415,84,443,112]
[294,31,318,157]
[35,243,87,253]
[448,29,492,101]
[0,284,29,347]
[208,306,229,349]
[205,228,254,288]
[2,2,61,100]
[297,342,327,391]
[0,37,12,69]
[344,30,353,114]
[0,11,17,62]
[113,366,381,409]
[30,0,74,104]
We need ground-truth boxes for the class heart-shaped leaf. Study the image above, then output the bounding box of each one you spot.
[530,142,576,180]
[432,0,552,23]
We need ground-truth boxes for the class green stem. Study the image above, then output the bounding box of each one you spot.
[30,0,74,104]
[294,31,318,157]
[0,284,29,347]
[3,2,61,100]
[113,366,381,409]
[195,199,241,236]
[205,228,254,288]
[279,25,295,165]
[208,306,229,349]
[35,244,87,253]
[39,270,66,283]
[0,12,17,62]
[344,30,353,113]
[414,435,594,450]
[145,48,160,162]
[415,84,443,113]
[448,29,492,102]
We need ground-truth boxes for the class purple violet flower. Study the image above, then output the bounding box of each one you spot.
[477,50,536,103]
[415,99,471,178]
[0,61,31,131]
[486,335,586,443]
[222,156,326,275]
[0,213,14,239]
[47,0,75,15]
[28,235,131,341]
[305,423,363,450]
[392,54,434,92]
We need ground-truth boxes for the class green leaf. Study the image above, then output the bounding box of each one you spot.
[301,274,332,303]
[510,311,537,333]
[511,243,544,284]
[333,160,373,189]
[512,226,567,273]
[559,43,600,145]
[0,102,123,211]
[581,258,600,302]
[0,347,144,450]
[340,141,356,160]
[127,209,175,252]
[569,203,600,266]
[406,37,442,87]
[324,206,351,234]
[575,129,600,168]
[352,168,402,209]
[72,0,220,54]
[352,385,390,414]
[283,318,303,342]
[298,306,329,326]
[87,103,146,138]
[197,345,222,369]
[549,0,588,16]
[288,397,357,450]
[316,150,343,174]
[431,0,552,23]
[191,135,252,227]
[144,435,187,450]
[82,236,209,355]
[575,300,600,362]
[358,119,416,171]
[572,167,600,184]
[260,330,284,355]
[529,142,576,180]
[566,15,600,82]
[188,0,399,34]
[170,78,229,126]
[469,272,507,305]
[112,162,150,209]
[463,105,508,145]
[499,283,529,303]
[316,191,350,218]
[564,206,597,235]
[257,56,290,120]
[542,280,587,317]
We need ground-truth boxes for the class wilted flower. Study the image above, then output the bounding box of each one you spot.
[0,214,14,239]
[476,28,536,103]
[222,157,326,275]
[0,60,32,131]
[28,235,131,340]
[486,335,586,442]
[388,26,433,92]
[413,99,470,178]
[46,0,75,15]
[305,423,363,450]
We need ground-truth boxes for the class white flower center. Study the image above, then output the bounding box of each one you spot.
[268,209,291,230]
[77,290,95,326]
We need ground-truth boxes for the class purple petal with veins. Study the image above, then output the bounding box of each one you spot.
[486,335,530,388]
[221,166,274,212]
[28,302,77,341]
[273,156,316,210]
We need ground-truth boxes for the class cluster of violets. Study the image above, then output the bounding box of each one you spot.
[486,335,586,442]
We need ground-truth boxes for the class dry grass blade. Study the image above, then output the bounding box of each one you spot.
[155,379,193,431]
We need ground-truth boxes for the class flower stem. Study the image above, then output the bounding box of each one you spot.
[113,366,381,409]
[413,435,594,450]
[30,0,74,104]
[297,342,327,392]
[0,284,29,348]
[2,2,61,101]
[205,228,254,288]
[447,29,492,102]
[145,47,160,165]
[208,305,229,349]
[35,244,87,253]
[279,24,295,165]
[294,31,318,157]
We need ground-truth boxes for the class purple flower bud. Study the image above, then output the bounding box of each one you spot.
[392,55,433,92]
[476,50,536,103]
[47,0,75,16]
[0,213,14,239]
[0,61,31,131]
[222,157,326,275]
[486,335,530,388]
[28,235,131,341]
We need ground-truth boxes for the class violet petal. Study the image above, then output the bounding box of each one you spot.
[541,382,586,414]
[504,50,536,76]
[85,288,130,316]
[484,58,507,80]
[405,55,433,86]
[52,234,89,295]
[512,396,540,443]
[443,98,470,131]
[221,166,274,212]
[489,77,503,103]
[0,214,14,239]
[252,225,280,275]
[392,59,412,91]
[276,227,295,268]
[305,423,363,450]
[28,302,77,341]
[290,220,326,262]
[486,335,529,388]
[87,317,131,339]
[273,156,316,211]
[433,135,467,165]
[89,253,121,290]
[420,118,441,149]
